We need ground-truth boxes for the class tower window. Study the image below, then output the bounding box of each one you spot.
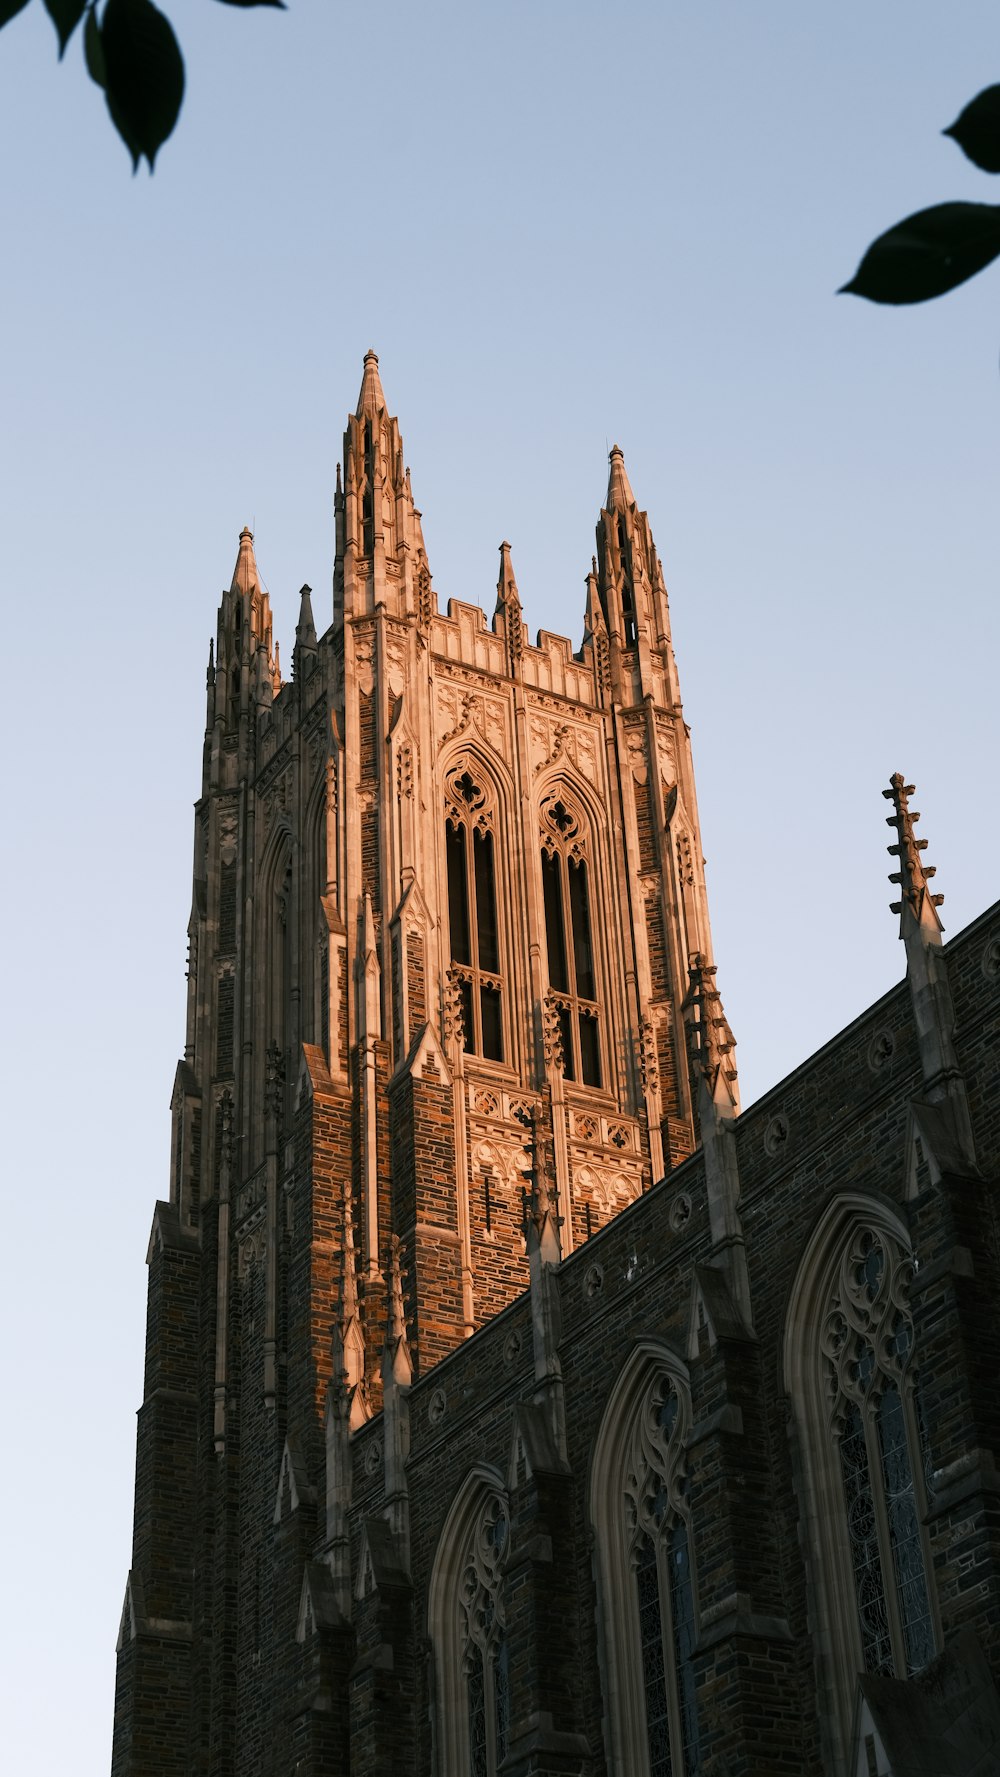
[444,765,504,1062]
[539,795,601,1086]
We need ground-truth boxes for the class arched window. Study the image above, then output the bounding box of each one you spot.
[785,1198,937,1771]
[539,789,601,1086]
[429,1469,511,1777]
[591,1342,700,1777]
[444,761,504,1062]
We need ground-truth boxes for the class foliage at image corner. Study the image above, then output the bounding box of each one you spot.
[0,0,285,172]
[842,85,1000,310]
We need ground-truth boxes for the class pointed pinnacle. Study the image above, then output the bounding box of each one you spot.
[207,637,215,685]
[338,1184,359,1326]
[496,540,519,604]
[606,444,636,512]
[386,1233,408,1347]
[231,525,258,597]
[296,583,318,651]
[271,642,282,697]
[882,772,945,938]
[356,348,386,418]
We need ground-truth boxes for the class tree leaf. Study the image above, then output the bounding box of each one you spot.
[840,201,1000,304]
[213,1,286,8]
[43,0,87,55]
[101,0,184,171]
[943,84,1000,175]
[84,5,105,87]
[0,0,33,27]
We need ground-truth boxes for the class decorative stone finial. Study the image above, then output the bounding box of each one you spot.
[884,772,945,941]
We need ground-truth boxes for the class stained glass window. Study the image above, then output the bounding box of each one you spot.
[539,793,602,1086]
[444,766,504,1062]
[624,1373,700,1776]
[824,1224,936,1682]
[459,1490,511,1777]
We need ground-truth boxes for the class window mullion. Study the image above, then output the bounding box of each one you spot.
[656,1533,682,1777]
[466,822,481,1053]
[865,1398,907,1674]
[559,853,579,1076]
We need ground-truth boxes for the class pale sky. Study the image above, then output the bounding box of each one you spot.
[1,5,998,1770]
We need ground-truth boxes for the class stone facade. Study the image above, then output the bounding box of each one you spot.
[113,356,1000,1777]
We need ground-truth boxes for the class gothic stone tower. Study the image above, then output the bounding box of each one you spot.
[112,354,742,1774]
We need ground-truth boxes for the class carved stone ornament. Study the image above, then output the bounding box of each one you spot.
[668,1191,693,1233]
[577,1163,641,1216]
[385,627,408,698]
[352,628,375,696]
[867,1029,896,1074]
[622,719,648,784]
[459,1492,509,1660]
[639,1017,660,1097]
[396,741,414,801]
[529,713,598,782]
[363,1437,383,1477]
[238,1219,267,1279]
[764,1113,790,1157]
[502,1329,523,1369]
[541,991,565,1073]
[437,685,505,756]
[982,937,1000,983]
[820,1226,916,1433]
[428,1386,447,1427]
[584,1262,604,1300]
[622,1368,691,1542]
[473,1138,530,1192]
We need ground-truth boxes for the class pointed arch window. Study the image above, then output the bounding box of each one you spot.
[823,1224,934,1678]
[460,1491,511,1777]
[445,763,504,1062]
[591,1346,701,1777]
[429,1472,512,1777]
[785,1201,938,1771]
[539,791,601,1086]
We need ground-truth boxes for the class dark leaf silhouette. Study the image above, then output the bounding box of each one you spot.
[43,0,86,56]
[840,201,1000,304]
[84,6,105,87]
[101,0,184,171]
[214,1,285,7]
[0,0,32,24]
[943,84,1000,174]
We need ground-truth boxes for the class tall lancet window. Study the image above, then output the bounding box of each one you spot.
[591,1346,700,1777]
[617,514,637,646]
[824,1224,934,1677]
[460,1492,511,1777]
[429,1470,512,1777]
[785,1199,938,1771]
[539,790,601,1086]
[444,762,504,1062]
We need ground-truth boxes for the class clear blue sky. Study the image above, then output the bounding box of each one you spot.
[1,4,997,1769]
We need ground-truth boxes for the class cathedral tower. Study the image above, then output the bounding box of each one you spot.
[112,356,737,1774]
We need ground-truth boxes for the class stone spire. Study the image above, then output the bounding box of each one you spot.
[355,347,386,417]
[494,540,523,677]
[382,1234,412,1566]
[335,351,433,623]
[884,776,974,1167]
[605,443,636,512]
[683,955,751,1327]
[593,444,676,703]
[885,773,945,945]
[294,582,317,655]
[332,1184,368,1427]
[684,955,739,1119]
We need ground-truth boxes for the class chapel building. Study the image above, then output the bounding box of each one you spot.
[112,355,1000,1777]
